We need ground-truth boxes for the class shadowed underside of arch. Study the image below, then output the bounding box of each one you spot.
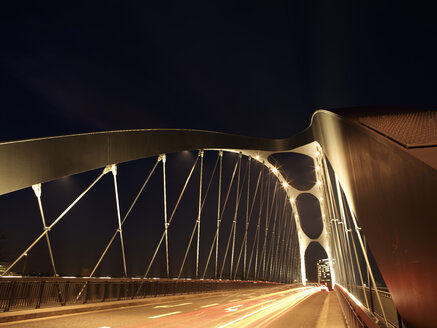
[0,109,436,328]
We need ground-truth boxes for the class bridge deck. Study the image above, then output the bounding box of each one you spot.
[0,286,345,327]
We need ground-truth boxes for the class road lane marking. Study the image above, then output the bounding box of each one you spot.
[154,302,192,308]
[200,303,219,308]
[225,305,243,312]
[149,311,182,319]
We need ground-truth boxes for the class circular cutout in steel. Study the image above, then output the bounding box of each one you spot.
[296,193,323,239]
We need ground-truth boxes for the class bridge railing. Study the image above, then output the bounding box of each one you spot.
[0,277,280,313]
[356,286,401,328]
[335,284,386,328]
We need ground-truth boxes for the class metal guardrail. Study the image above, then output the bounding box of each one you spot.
[0,277,280,312]
[356,286,400,328]
[335,284,386,328]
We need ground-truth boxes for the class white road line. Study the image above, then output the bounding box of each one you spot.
[225,305,243,312]
[200,303,219,308]
[154,302,192,308]
[148,311,182,319]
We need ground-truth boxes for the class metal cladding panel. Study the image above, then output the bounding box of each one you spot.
[311,111,437,328]
[0,129,314,196]
[106,129,286,164]
[0,133,110,195]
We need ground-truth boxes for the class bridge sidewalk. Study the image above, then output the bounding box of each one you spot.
[316,291,346,328]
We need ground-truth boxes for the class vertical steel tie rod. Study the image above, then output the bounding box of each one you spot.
[230,153,242,278]
[244,156,251,278]
[215,150,223,279]
[32,184,58,277]
[111,164,128,277]
[162,154,169,278]
[32,184,65,305]
[196,150,204,278]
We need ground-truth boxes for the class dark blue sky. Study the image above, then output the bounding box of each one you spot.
[1,1,436,142]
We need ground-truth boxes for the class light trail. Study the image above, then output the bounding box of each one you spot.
[124,286,324,328]
[217,286,321,328]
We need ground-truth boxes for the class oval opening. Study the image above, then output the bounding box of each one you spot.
[305,241,328,282]
[296,193,323,239]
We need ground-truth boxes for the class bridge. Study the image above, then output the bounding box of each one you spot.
[0,109,435,327]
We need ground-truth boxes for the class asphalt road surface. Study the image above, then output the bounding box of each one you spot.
[0,285,345,327]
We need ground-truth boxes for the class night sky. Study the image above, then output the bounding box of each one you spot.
[2,1,437,141]
[1,2,436,280]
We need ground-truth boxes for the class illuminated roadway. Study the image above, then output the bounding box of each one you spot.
[0,285,345,327]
